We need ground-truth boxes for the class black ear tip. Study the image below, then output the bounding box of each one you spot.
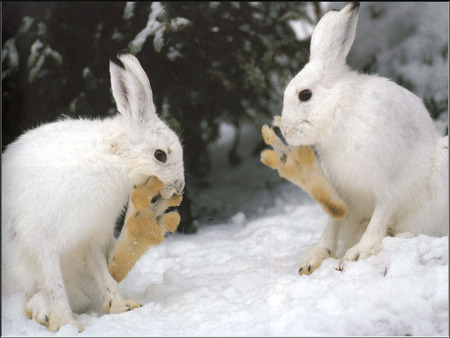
[110,50,132,69]
[117,49,132,58]
[110,56,125,70]
[350,2,360,10]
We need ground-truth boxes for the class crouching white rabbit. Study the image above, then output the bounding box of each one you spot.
[279,2,448,275]
[1,52,185,331]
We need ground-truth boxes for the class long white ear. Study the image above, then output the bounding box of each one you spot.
[310,2,360,68]
[110,52,157,123]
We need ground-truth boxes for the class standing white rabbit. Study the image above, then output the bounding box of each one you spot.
[279,2,448,274]
[1,52,185,331]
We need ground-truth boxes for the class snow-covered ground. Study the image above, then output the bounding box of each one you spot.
[2,2,448,336]
[2,120,448,337]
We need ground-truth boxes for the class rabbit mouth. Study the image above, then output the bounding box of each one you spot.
[282,125,310,146]
[161,187,176,199]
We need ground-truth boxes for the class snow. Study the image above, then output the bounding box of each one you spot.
[128,2,190,54]
[2,120,448,337]
[1,39,19,79]
[170,17,190,31]
[128,2,165,54]
[2,2,448,336]
[347,2,448,115]
[123,2,135,21]
[27,40,63,83]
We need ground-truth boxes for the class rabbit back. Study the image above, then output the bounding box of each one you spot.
[2,117,132,262]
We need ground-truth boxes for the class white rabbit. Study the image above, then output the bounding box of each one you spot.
[1,52,185,331]
[279,2,449,274]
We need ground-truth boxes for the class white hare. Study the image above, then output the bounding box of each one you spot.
[1,52,185,331]
[279,2,448,274]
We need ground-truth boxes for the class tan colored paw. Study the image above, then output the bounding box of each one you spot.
[127,212,164,241]
[261,149,282,169]
[159,211,181,233]
[131,185,152,210]
[261,124,278,146]
[166,193,183,208]
[272,115,282,127]
[154,192,183,216]
[131,176,165,210]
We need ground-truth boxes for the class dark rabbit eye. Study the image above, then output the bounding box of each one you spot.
[154,149,167,163]
[299,89,312,102]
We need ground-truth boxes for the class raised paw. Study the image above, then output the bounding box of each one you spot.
[261,149,283,169]
[340,240,382,264]
[166,193,183,208]
[131,176,165,211]
[299,246,334,275]
[154,192,183,217]
[159,211,181,233]
[104,299,142,314]
[272,115,282,128]
[261,124,288,152]
[261,123,290,171]
[127,209,162,240]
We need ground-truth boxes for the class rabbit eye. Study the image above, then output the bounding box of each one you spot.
[154,149,167,163]
[299,89,312,102]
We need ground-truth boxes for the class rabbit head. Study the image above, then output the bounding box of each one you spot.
[110,52,184,199]
[280,2,360,147]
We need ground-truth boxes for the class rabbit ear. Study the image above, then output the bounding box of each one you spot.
[310,2,360,68]
[110,52,157,124]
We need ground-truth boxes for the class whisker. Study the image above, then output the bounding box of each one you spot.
[183,172,199,185]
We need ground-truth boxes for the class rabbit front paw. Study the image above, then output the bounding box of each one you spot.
[159,211,181,233]
[340,240,383,263]
[131,176,164,211]
[298,246,334,275]
[104,298,142,314]
[261,149,284,169]
[261,123,289,170]
[109,176,183,283]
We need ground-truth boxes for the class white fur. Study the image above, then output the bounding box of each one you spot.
[1,53,184,330]
[280,3,449,270]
